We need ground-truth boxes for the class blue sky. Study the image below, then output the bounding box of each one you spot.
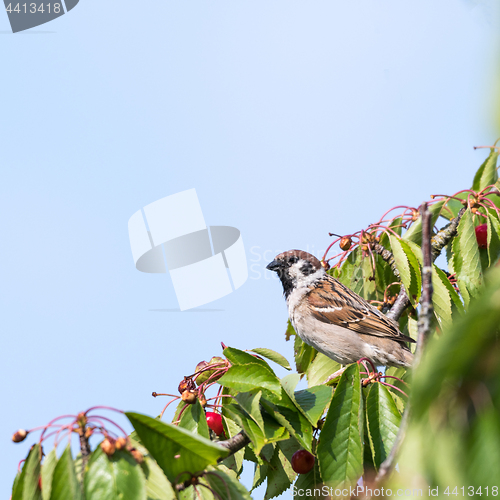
[0,0,499,497]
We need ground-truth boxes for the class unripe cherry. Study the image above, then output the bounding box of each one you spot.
[115,437,127,450]
[129,447,144,464]
[100,438,116,456]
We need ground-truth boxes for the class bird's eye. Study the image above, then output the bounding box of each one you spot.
[289,256,299,264]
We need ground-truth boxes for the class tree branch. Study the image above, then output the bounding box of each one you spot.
[217,430,250,460]
[375,202,434,485]
[372,207,466,322]
[430,207,466,260]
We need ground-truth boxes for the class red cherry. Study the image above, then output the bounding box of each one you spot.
[206,412,224,436]
[475,224,488,249]
[291,450,315,474]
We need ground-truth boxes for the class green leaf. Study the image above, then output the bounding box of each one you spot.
[12,444,42,500]
[178,399,210,439]
[412,267,500,414]
[204,466,252,500]
[452,209,484,306]
[41,449,57,500]
[84,447,146,500]
[403,200,445,244]
[431,265,454,331]
[251,462,269,491]
[433,265,464,315]
[235,390,264,431]
[365,383,402,470]
[336,247,364,294]
[487,213,500,267]
[389,235,422,306]
[129,436,177,500]
[220,416,244,476]
[260,391,313,452]
[264,445,295,500]
[281,373,333,427]
[305,352,341,388]
[50,446,81,500]
[222,402,288,455]
[126,412,228,484]
[472,149,499,191]
[218,363,282,396]
[250,348,291,371]
[223,347,272,369]
[316,363,363,489]
[294,334,317,375]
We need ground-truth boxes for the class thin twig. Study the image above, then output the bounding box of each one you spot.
[376,207,466,322]
[375,202,433,485]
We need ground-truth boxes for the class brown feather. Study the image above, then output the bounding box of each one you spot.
[306,275,415,345]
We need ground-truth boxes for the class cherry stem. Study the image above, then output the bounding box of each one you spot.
[357,357,377,373]
[40,415,77,441]
[89,415,128,437]
[85,406,124,415]
[379,381,408,398]
[160,397,181,419]
[378,375,409,387]
[474,145,500,151]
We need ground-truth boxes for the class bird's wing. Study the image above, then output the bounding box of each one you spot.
[306,275,415,344]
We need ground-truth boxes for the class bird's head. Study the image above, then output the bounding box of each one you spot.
[266,250,325,297]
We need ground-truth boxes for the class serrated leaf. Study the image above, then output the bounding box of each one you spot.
[281,373,333,426]
[487,213,500,267]
[84,447,146,500]
[12,443,42,500]
[260,391,313,452]
[223,347,272,369]
[219,416,244,476]
[41,449,57,500]
[222,403,287,455]
[218,363,282,396]
[50,446,81,500]
[452,209,484,306]
[129,436,177,500]
[178,399,210,439]
[431,265,454,331]
[251,348,291,371]
[365,383,402,470]
[305,352,341,388]
[251,462,269,491]
[294,334,317,374]
[317,363,363,489]
[204,466,253,500]
[404,200,445,244]
[126,412,228,484]
[235,390,264,431]
[389,235,422,306]
[264,446,295,500]
[472,149,499,191]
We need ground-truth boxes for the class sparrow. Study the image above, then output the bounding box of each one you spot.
[267,250,414,368]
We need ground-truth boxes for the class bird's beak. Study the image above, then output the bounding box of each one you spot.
[266,260,282,272]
